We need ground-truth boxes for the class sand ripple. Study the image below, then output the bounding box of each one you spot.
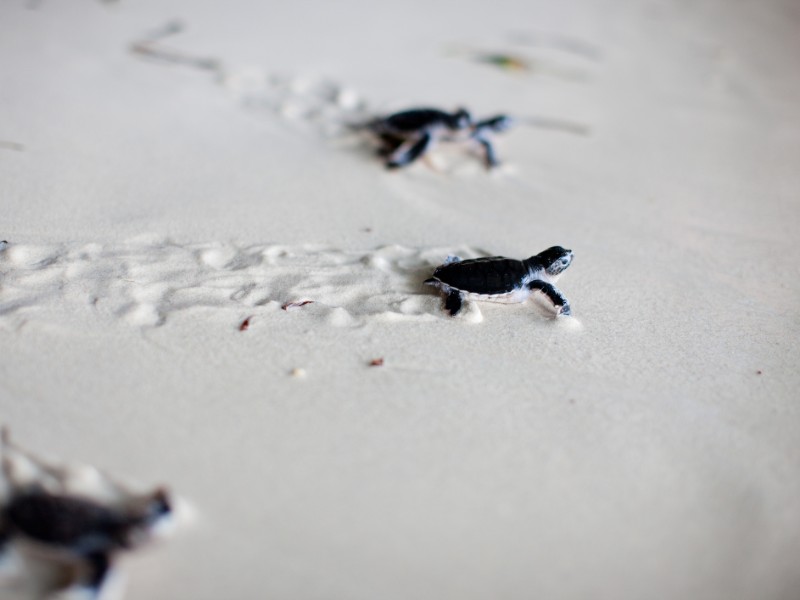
[0,238,486,329]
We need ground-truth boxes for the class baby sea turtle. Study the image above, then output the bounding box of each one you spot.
[0,428,173,598]
[424,246,574,317]
[368,107,513,169]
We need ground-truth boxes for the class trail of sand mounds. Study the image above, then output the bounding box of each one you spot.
[0,238,486,329]
[131,21,373,138]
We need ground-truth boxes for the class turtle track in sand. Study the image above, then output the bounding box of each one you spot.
[0,238,487,330]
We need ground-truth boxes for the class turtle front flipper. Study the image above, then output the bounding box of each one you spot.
[83,552,113,598]
[0,519,11,553]
[386,133,433,169]
[528,280,570,315]
[473,133,499,169]
[444,290,464,316]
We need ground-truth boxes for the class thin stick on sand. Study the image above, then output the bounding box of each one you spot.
[507,31,603,61]
[130,20,221,72]
[2,426,71,491]
[518,116,591,136]
[1,426,150,504]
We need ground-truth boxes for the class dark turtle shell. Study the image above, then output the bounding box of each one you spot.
[381,108,452,132]
[4,490,129,549]
[432,257,528,295]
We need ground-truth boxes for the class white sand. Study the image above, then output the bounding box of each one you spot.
[1,0,800,598]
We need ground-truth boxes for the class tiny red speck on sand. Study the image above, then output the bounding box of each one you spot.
[239,317,252,331]
[369,358,384,367]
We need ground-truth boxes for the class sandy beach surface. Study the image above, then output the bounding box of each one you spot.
[1,0,799,598]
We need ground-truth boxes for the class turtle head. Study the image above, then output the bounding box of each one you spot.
[531,246,573,279]
[475,114,514,133]
[446,108,473,130]
[118,487,174,548]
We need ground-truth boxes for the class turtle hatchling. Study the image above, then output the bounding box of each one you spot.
[367,107,513,169]
[425,246,574,317]
[0,428,173,598]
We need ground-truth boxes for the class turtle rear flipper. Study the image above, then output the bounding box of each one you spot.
[444,290,463,316]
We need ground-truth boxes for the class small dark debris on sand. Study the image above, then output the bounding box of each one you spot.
[282,300,314,311]
[476,53,531,72]
[239,316,252,331]
[369,358,384,367]
[0,141,25,152]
